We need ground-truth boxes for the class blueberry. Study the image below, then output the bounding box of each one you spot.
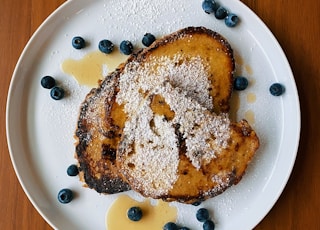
[225,13,239,27]
[67,164,79,176]
[120,40,134,55]
[215,6,228,20]
[58,188,73,204]
[50,86,65,100]
[196,208,210,222]
[72,36,86,49]
[234,76,249,91]
[99,39,114,54]
[41,76,56,89]
[203,220,215,230]
[142,33,156,47]
[202,0,217,14]
[163,222,178,230]
[179,227,190,230]
[269,83,285,96]
[127,206,143,221]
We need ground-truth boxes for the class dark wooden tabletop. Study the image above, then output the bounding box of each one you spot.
[1,0,319,229]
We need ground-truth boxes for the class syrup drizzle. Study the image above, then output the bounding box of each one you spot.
[61,50,127,87]
[106,195,177,230]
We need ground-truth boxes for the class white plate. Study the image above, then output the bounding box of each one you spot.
[6,0,300,229]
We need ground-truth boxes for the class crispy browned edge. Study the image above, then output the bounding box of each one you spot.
[75,26,236,196]
[75,70,131,194]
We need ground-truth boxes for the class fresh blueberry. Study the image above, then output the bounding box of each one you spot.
[203,220,215,230]
[202,0,216,14]
[215,6,228,20]
[41,76,56,89]
[127,206,143,221]
[120,40,134,55]
[269,83,285,96]
[163,222,178,230]
[178,227,190,230]
[99,39,114,54]
[225,13,240,27]
[142,33,156,47]
[67,164,79,176]
[58,188,73,204]
[72,36,86,49]
[50,86,65,100]
[196,208,210,222]
[234,76,249,91]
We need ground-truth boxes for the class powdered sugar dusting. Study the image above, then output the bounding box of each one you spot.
[117,54,231,196]
[153,82,230,169]
[117,54,213,111]
[121,98,179,196]
[102,0,186,42]
[203,171,231,197]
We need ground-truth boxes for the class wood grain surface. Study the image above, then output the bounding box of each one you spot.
[0,0,319,229]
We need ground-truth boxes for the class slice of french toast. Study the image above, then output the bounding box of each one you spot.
[75,26,235,195]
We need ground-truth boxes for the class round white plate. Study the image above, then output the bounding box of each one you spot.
[6,0,300,229]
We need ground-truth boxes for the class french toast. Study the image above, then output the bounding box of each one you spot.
[75,27,249,200]
[76,27,234,194]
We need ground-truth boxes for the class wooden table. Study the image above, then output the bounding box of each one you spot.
[0,0,319,229]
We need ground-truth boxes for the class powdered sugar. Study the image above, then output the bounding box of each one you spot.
[121,98,179,196]
[103,0,186,43]
[153,81,230,169]
[203,171,232,197]
[117,54,213,111]
[117,54,231,195]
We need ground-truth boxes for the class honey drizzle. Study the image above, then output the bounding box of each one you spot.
[106,195,177,230]
[245,110,255,125]
[247,92,256,103]
[61,50,127,87]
